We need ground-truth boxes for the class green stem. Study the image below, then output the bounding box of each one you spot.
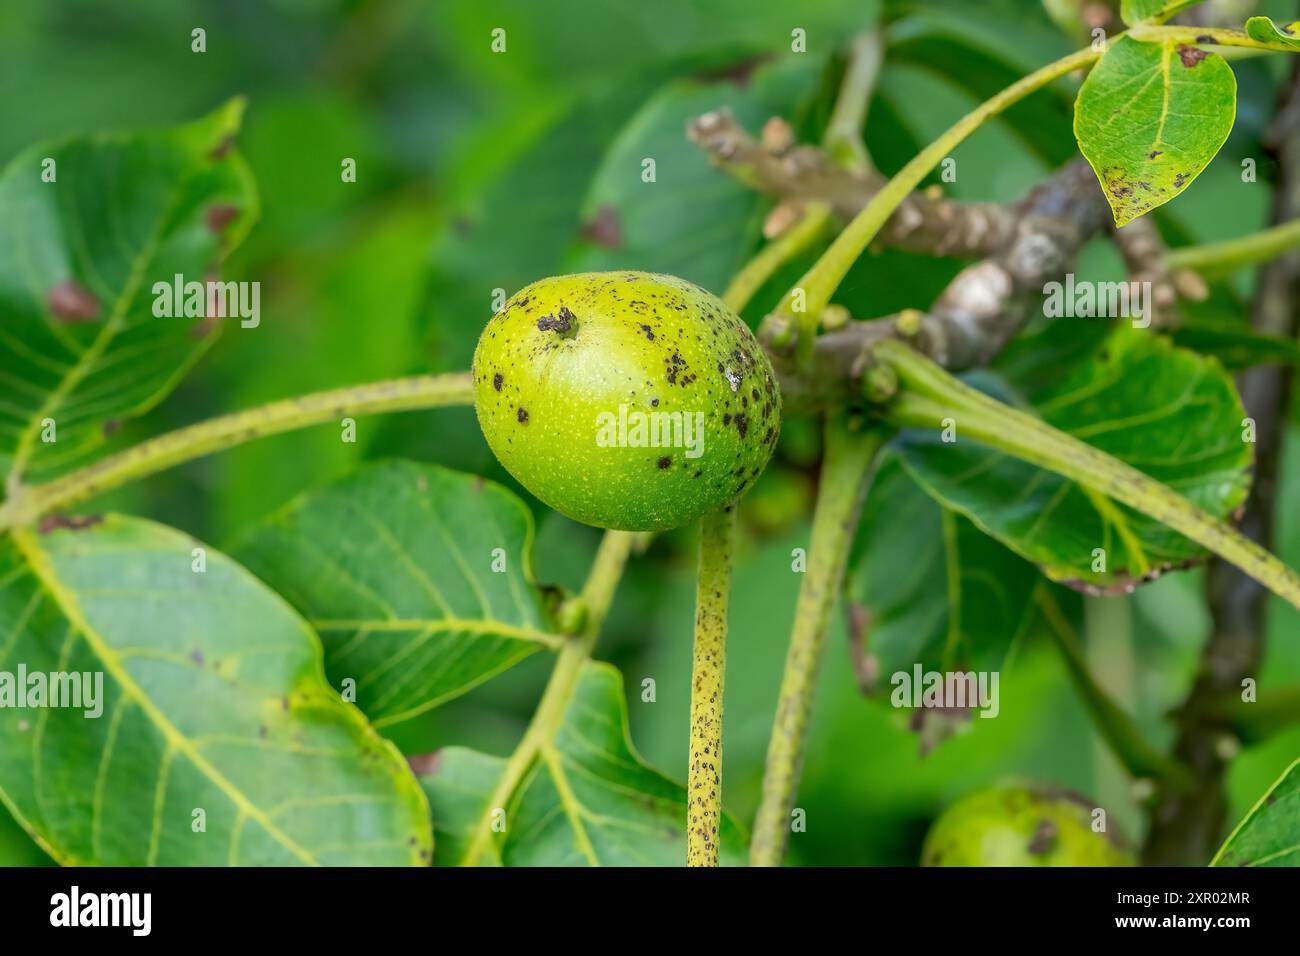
[460,529,636,866]
[749,417,889,867]
[1036,587,1189,784]
[822,30,883,172]
[774,44,1101,325]
[687,504,736,867]
[876,338,1300,611]
[0,372,475,530]
[722,204,831,315]
[740,30,879,366]
[1166,219,1300,280]
[1129,24,1300,55]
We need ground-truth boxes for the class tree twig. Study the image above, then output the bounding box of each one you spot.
[1036,586,1190,784]
[689,108,1016,259]
[1111,215,1183,328]
[1143,55,1300,867]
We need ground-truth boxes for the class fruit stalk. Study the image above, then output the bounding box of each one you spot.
[750,417,888,866]
[687,504,736,866]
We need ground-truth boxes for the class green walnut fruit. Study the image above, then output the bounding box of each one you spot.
[921,784,1135,867]
[473,271,782,531]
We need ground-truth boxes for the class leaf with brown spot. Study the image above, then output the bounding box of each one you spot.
[580,204,622,249]
[0,515,429,865]
[1074,36,1235,226]
[206,204,241,233]
[0,99,259,484]
[46,280,101,323]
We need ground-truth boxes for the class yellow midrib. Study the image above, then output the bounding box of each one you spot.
[313,617,562,647]
[13,527,320,866]
[1152,39,1174,159]
[1081,484,1153,577]
[542,746,601,866]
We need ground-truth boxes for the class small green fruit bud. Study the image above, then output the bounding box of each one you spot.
[895,308,924,338]
[861,361,898,403]
[554,596,589,634]
[821,304,850,331]
[762,312,796,350]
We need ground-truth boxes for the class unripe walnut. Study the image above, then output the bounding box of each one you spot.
[473,272,782,531]
[921,784,1135,867]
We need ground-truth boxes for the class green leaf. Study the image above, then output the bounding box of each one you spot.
[1245,16,1300,50]
[0,516,429,866]
[567,56,823,295]
[422,747,507,866]
[420,662,748,866]
[420,84,656,375]
[1171,324,1300,370]
[847,455,1040,679]
[1211,758,1300,866]
[236,461,559,728]
[1120,1,1203,26]
[895,329,1251,590]
[0,100,258,485]
[434,0,876,94]
[1074,35,1236,227]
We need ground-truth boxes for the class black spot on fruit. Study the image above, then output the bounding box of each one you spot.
[537,311,572,334]
[492,373,503,392]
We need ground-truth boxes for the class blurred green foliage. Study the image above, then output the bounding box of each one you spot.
[2,0,1299,866]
